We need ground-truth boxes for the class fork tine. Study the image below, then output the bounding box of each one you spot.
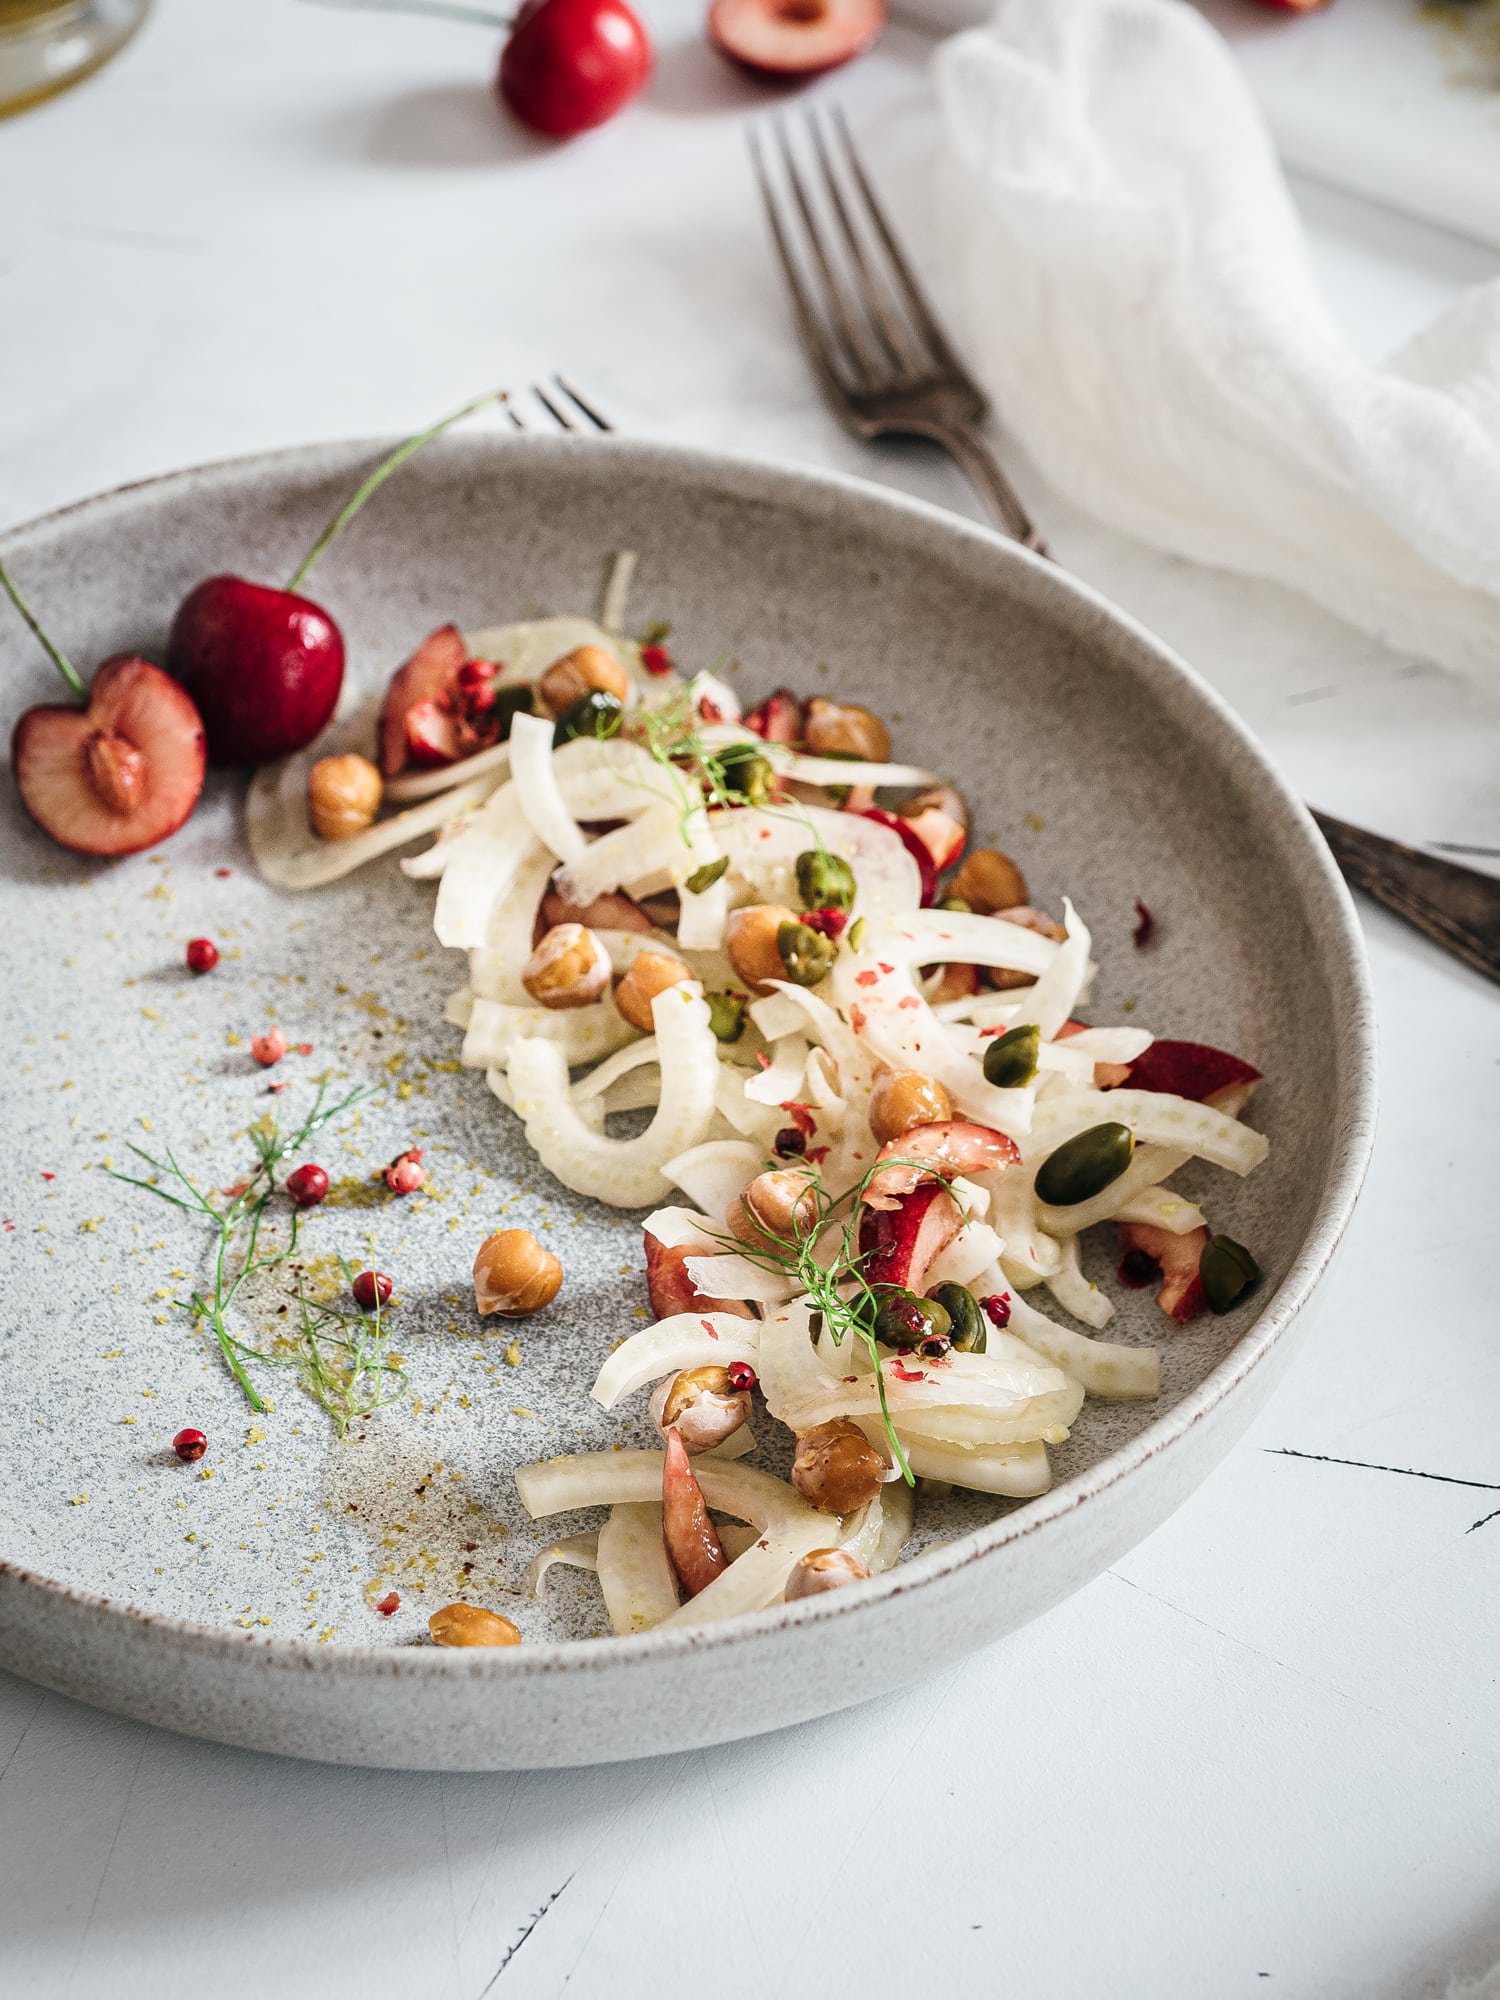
[532,383,574,431]
[750,126,858,403]
[770,118,887,386]
[805,110,928,377]
[553,376,613,431]
[829,106,976,391]
[505,401,526,431]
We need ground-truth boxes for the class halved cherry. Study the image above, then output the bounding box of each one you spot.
[857,1180,962,1293]
[742,687,803,743]
[1125,1039,1261,1116]
[379,624,468,778]
[1117,1220,1209,1323]
[861,806,937,904]
[644,1230,754,1321]
[707,0,885,79]
[3,563,206,859]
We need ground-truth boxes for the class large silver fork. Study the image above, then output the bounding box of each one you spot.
[504,376,614,432]
[751,109,1046,555]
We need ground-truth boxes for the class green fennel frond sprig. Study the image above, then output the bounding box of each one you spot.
[110,1080,377,1414]
[237,1253,408,1439]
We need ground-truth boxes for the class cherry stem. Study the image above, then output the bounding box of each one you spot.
[285,389,504,596]
[0,558,89,704]
[314,0,511,27]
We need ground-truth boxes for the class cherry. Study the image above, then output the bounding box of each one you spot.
[185,937,219,974]
[286,1162,329,1208]
[172,1428,208,1463]
[707,0,885,80]
[499,0,653,138]
[166,393,498,768]
[353,1269,393,1311]
[2,562,206,860]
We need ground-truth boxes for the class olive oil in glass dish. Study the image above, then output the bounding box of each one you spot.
[0,0,148,117]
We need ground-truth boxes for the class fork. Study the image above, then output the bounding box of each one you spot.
[505,376,614,433]
[751,113,1500,987]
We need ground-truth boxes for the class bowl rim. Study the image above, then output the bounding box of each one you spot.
[0,429,1379,1685]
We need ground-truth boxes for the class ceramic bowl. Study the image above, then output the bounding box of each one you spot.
[0,435,1376,1768]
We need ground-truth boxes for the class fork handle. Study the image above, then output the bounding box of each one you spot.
[1311,811,1500,987]
[928,422,1051,558]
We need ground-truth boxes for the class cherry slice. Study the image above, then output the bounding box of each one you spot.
[707,0,886,80]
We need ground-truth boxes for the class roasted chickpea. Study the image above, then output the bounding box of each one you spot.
[948,847,1028,916]
[785,1547,872,1600]
[473,1228,563,1317]
[429,1602,521,1648]
[868,1068,954,1145]
[985,906,1068,991]
[804,697,891,763]
[614,950,694,1033]
[649,1366,751,1454]
[308,753,383,842]
[726,1167,820,1250]
[538,644,631,720]
[522,923,612,1009]
[725,902,797,993]
[791,1419,886,1514]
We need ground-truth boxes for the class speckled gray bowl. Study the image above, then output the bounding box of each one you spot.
[0,435,1376,1769]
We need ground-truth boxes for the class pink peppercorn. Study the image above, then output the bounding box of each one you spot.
[185,937,219,974]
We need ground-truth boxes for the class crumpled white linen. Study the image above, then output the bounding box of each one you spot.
[933,0,1500,682]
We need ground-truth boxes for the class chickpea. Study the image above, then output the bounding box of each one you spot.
[308,753,383,842]
[948,847,1028,916]
[538,644,631,720]
[649,1366,751,1454]
[429,1602,521,1648]
[804,697,891,763]
[985,906,1068,992]
[473,1228,563,1317]
[726,1167,820,1250]
[725,902,797,994]
[791,1419,886,1514]
[785,1546,872,1600]
[522,923,612,1010]
[868,1068,954,1144]
[614,950,694,1033]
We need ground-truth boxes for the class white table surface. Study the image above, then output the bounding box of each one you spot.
[2,5,1498,1997]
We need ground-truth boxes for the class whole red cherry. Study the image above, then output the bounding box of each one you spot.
[499,0,653,138]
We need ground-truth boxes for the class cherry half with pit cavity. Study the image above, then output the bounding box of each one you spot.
[707,0,885,80]
[166,393,499,768]
[2,561,207,860]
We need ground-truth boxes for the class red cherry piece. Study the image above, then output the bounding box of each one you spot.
[378,624,467,778]
[1124,1039,1261,1110]
[251,1026,288,1068]
[286,1162,329,1208]
[384,1148,426,1195]
[353,1269,393,1311]
[12,655,206,858]
[374,1590,400,1616]
[861,806,938,904]
[742,687,802,743]
[857,1182,962,1294]
[726,1360,757,1393]
[643,1230,755,1320]
[185,937,219,974]
[167,576,345,768]
[172,1427,208,1463]
[707,0,885,80]
[640,643,674,677]
[801,907,847,941]
[499,0,653,138]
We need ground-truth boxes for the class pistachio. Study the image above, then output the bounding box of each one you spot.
[1200,1235,1261,1315]
[795,848,856,913]
[982,1022,1041,1089]
[926,1281,986,1353]
[684,855,729,895]
[872,1287,951,1352]
[553,688,623,747]
[705,991,747,1043]
[716,741,773,805]
[777,919,836,987]
[1034,1121,1136,1207]
[938,896,971,914]
[487,683,535,739]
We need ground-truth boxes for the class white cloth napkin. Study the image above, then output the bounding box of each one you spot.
[933,0,1500,683]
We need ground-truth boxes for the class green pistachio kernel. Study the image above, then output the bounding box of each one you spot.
[487,684,534,739]
[926,1281,986,1353]
[1034,1121,1136,1207]
[716,742,772,806]
[777,920,837,987]
[684,856,730,895]
[938,896,972,914]
[982,1022,1041,1090]
[795,849,857,913]
[847,917,868,952]
[872,1288,951,1351]
[704,991,747,1044]
[1200,1235,1261,1315]
[553,689,623,746]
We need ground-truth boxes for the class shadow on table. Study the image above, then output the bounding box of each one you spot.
[314,81,551,171]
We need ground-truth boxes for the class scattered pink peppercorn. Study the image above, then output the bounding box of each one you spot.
[353,1269,393,1311]
[726,1361,757,1393]
[801,907,848,941]
[185,936,219,974]
[286,1162,329,1208]
[374,1590,400,1616]
[640,642,674,677]
[214,866,232,878]
[980,1293,1012,1330]
[172,1428,208,1463]
[251,1025,287,1067]
[773,1126,807,1159]
[384,1148,425,1195]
